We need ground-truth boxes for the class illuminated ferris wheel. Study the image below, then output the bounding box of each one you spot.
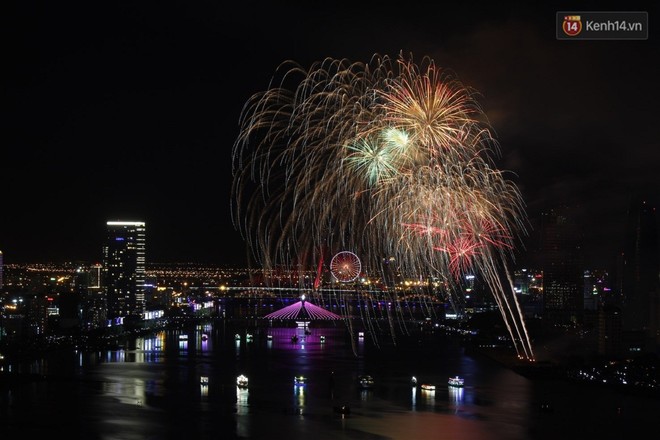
[330,251,362,283]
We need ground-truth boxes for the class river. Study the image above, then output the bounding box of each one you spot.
[1,320,659,439]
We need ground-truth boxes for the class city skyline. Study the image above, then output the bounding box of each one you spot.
[3,2,659,269]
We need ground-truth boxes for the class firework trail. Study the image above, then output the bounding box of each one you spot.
[232,53,534,360]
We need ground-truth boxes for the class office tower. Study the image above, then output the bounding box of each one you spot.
[103,221,146,321]
[89,263,102,289]
[62,263,105,330]
[621,200,659,351]
[540,207,584,326]
[0,249,3,290]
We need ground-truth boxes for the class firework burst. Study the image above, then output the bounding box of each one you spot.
[232,53,534,360]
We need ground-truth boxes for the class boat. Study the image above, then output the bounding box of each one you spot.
[358,374,375,389]
[201,333,208,341]
[420,383,436,391]
[236,374,249,388]
[294,375,307,386]
[333,404,351,415]
[200,376,209,385]
[448,376,465,387]
[235,334,241,341]
[539,402,554,413]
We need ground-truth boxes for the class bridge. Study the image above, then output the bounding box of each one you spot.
[230,289,445,305]
[188,285,446,303]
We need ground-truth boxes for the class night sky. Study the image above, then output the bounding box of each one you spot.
[3,2,659,269]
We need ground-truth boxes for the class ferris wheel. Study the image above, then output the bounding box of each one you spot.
[330,251,362,283]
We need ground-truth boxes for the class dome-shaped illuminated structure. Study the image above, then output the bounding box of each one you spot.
[264,294,342,321]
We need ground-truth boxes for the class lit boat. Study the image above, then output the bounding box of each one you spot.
[201,333,208,341]
[448,376,465,387]
[420,383,436,391]
[200,376,209,385]
[294,375,307,386]
[236,374,249,388]
[179,334,188,341]
[235,333,241,341]
[358,374,375,389]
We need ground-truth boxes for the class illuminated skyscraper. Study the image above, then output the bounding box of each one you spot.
[0,250,3,290]
[81,263,106,331]
[103,221,146,321]
[89,263,102,289]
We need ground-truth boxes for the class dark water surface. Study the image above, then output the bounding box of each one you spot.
[2,322,659,439]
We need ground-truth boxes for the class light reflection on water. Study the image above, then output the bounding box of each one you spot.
[3,323,660,439]
[449,385,464,403]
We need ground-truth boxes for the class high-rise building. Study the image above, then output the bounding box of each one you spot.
[103,221,146,321]
[620,200,659,352]
[89,263,102,289]
[539,207,584,326]
[0,249,3,290]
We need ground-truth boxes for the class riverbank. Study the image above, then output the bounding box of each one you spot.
[466,341,660,398]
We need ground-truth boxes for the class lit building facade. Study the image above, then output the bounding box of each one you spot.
[103,221,146,320]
